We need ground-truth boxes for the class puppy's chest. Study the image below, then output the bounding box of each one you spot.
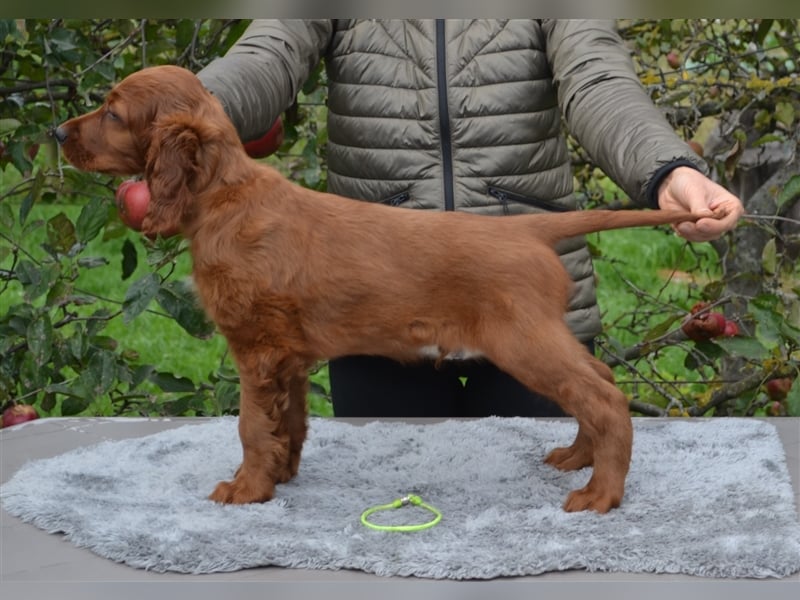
[191,262,299,334]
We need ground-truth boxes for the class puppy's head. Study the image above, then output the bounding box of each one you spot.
[54,65,241,237]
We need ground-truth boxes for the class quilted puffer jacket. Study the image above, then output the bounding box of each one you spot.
[197,19,706,342]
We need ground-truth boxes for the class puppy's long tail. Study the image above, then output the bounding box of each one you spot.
[534,208,723,246]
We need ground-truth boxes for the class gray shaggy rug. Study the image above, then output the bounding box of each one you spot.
[2,417,799,579]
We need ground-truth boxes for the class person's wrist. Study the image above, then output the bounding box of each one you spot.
[648,160,702,209]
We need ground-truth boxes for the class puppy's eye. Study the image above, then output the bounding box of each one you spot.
[106,109,121,122]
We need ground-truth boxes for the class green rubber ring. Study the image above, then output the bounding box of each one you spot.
[360,494,442,532]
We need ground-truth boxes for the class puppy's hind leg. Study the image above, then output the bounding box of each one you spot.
[544,354,617,472]
[486,326,632,513]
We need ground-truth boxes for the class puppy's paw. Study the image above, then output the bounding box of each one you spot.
[544,444,593,471]
[563,485,621,514]
[274,465,296,484]
[209,476,275,504]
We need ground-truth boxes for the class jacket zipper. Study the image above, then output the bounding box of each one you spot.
[488,187,571,213]
[435,19,455,211]
[382,191,410,207]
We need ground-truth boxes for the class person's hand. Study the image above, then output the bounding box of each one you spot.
[657,166,744,242]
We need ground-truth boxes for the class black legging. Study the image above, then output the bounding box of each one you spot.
[329,341,596,418]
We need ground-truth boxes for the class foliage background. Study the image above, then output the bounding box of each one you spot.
[1,19,798,421]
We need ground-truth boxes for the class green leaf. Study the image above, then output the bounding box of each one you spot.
[19,169,45,224]
[121,238,138,280]
[762,238,776,276]
[0,201,14,228]
[18,352,45,394]
[149,371,197,393]
[85,350,117,396]
[76,195,108,243]
[45,279,73,307]
[214,380,240,414]
[46,211,77,254]
[774,101,795,129]
[86,309,112,337]
[16,260,60,301]
[0,117,21,136]
[156,279,215,339]
[6,140,32,176]
[755,19,774,44]
[176,19,196,49]
[786,379,800,417]
[131,364,156,390]
[777,174,800,211]
[643,313,682,341]
[27,313,54,367]
[123,273,160,323]
[711,336,770,360]
[67,329,89,361]
[61,395,91,416]
[749,296,784,351]
[45,382,83,399]
[683,339,724,370]
[89,335,118,352]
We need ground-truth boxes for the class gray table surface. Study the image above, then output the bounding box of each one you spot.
[1,416,799,597]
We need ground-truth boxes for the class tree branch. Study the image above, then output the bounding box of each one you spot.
[0,79,76,96]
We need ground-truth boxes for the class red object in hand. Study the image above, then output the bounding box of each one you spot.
[243,118,284,158]
[115,179,151,231]
[2,404,39,428]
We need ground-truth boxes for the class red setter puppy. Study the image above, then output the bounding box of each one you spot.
[55,65,722,513]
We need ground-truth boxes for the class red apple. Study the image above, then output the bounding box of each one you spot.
[2,404,39,428]
[243,118,284,158]
[766,378,793,401]
[115,179,151,231]
[681,310,727,341]
[723,321,739,337]
[767,400,785,417]
[666,50,681,69]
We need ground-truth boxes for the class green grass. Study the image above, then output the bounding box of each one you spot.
[591,227,719,338]
[589,226,721,407]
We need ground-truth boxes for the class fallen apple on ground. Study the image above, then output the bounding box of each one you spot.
[2,404,39,428]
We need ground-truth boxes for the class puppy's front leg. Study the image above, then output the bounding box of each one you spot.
[209,349,305,504]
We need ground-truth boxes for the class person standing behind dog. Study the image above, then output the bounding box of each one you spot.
[196,19,743,418]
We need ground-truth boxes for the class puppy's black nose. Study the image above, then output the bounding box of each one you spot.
[51,126,68,145]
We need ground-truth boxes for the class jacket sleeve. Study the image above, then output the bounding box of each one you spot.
[541,19,707,208]
[197,19,333,142]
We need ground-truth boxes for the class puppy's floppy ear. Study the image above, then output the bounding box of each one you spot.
[142,114,207,238]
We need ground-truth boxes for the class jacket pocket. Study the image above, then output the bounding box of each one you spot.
[381,190,411,207]
[488,186,570,214]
